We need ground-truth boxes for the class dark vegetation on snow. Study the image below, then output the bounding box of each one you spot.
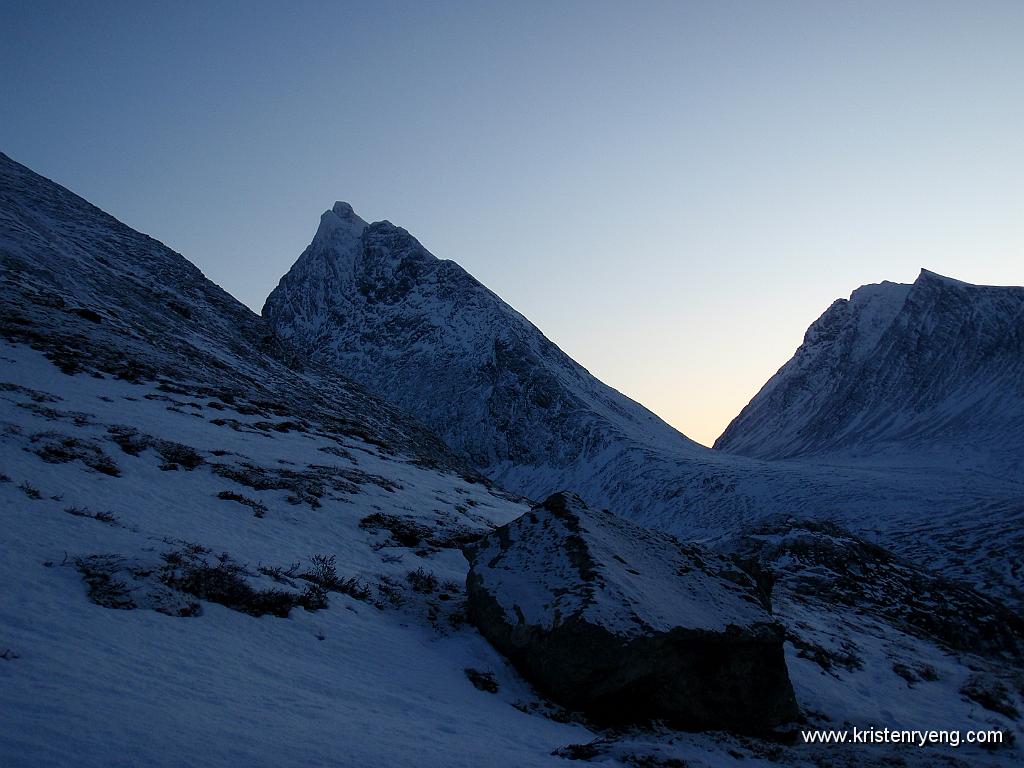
[216,490,268,518]
[74,548,384,619]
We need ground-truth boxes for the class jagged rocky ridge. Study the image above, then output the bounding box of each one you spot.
[264,202,1024,609]
[716,270,1024,473]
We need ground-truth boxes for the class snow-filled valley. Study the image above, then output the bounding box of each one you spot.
[1,151,1022,766]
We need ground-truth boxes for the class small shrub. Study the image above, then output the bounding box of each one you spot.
[19,482,42,500]
[30,432,120,476]
[258,562,301,584]
[298,584,329,611]
[961,673,1020,718]
[301,554,340,589]
[299,554,372,601]
[216,490,267,518]
[76,555,135,609]
[464,668,499,693]
[407,567,439,594]
[64,506,119,525]
[156,441,204,470]
[375,576,405,607]
[163,557,296,618]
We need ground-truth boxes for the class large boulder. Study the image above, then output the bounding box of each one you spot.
[465,492,798,732]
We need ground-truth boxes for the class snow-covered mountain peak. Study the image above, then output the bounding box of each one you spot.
[313,201,367,248]
[916,267,974,288]
[716,269,1024,469]
[265,206,704,507]
[330,200,360,218]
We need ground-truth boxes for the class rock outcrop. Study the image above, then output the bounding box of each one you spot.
[720,517,1024,661]
[464,492,798,732]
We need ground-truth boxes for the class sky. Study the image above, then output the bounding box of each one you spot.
[2,1,1022,446]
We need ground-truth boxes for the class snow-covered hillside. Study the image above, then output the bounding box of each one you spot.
[2,340,1018,766]
[2,153,1020,766]
[263,204,1024,610]
[716,270,1024,473]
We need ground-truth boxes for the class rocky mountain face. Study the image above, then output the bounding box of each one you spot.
[263,203,701,500]
[716,270,1024,473]
[264,204,1024,610]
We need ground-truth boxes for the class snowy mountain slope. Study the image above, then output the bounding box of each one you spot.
[0,343,555,766]
[263,204,1024,609]
[1,153,1020,766]
[1,346,1018,768]
[716,270,1024,472]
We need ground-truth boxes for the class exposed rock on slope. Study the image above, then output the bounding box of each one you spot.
[464,492,798,731]
[716,270,1024,472]
[721,518,1024,662]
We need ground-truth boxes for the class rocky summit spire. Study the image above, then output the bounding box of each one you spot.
[261,201,369,335]
[311,201,368,249]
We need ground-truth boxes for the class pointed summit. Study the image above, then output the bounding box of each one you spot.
[915,268,975,288]
[313,200,368,246]
[261,201,368,332]
[331,200,358,218]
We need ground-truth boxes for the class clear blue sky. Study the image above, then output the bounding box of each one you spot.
[3,1,1022,444]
